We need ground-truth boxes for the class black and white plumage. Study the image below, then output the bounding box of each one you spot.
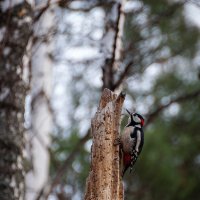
[120,109,145,177]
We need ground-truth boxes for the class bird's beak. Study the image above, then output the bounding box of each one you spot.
[126,109,134,122]
[126,109,131,115]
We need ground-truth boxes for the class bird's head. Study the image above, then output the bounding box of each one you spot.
[126,109,145,127]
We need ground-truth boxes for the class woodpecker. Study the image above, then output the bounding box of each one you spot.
[115,109,145,177]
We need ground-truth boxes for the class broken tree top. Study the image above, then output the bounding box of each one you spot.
[85,88,125,200]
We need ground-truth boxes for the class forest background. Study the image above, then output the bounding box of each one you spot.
[0,0,200,200]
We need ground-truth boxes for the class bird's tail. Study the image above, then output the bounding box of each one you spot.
[122,165,129,177]
[122,157,137,177]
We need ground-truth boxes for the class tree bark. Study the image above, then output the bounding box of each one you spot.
[25,5,54,200]
[85,88,125,200]
[0,1,33,200]
[102,0,126,91]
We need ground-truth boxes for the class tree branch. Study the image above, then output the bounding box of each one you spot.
[34,0,114,21]
[102,0,126,90]
[111,0,125,71]
[34,0,51,22]
[146,89,200,126]
[112,61,133,90]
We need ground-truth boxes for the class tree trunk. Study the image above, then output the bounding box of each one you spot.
[85,88,125,200]
[0,1,33,200]
[25,5,54,200]
[102,0,126,90]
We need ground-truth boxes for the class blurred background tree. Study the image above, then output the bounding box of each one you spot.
[43,0,200,199]
[0,1,33,199]
[1,0,200,200]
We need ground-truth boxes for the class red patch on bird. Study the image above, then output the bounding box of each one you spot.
[141,119,144,126]
[123,154,132,166]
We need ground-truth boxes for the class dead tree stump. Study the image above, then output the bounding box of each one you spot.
[85,88,125,200]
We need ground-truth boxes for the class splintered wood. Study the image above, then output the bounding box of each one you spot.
[85,88,125,200]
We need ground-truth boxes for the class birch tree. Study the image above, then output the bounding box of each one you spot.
[0,1,33,199]
[25,3,54,199]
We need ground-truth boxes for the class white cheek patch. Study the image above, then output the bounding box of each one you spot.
[133,115,140,123]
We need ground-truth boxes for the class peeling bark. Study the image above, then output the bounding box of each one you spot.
[85,88,125,200]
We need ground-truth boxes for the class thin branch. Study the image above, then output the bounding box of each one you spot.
[112,61,133,90]
[34,0,113,18]
[111,0,125,71]
[34,0,51,22]
[145,89,200,126]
